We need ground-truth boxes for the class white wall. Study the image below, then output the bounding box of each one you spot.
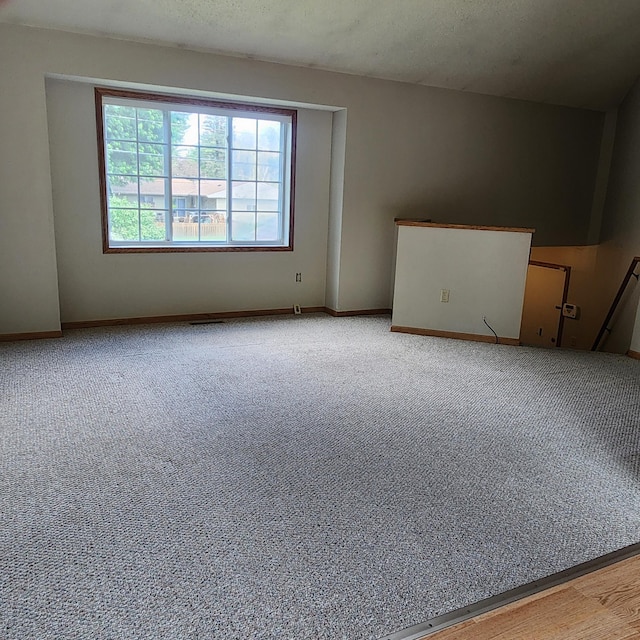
[326,109,347,311]
[46,78,332,322]
[0,24,607,333]
[391,224,532,340]
[0,41,61,334]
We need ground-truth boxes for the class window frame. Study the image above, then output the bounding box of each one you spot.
[95,87,297,253]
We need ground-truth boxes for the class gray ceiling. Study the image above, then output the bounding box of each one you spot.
[2,0,640,111]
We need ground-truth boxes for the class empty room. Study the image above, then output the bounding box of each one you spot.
[1,1,640,639]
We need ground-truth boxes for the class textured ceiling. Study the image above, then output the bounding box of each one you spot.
[2,0,640,110]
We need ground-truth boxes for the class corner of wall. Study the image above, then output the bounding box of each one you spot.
[587,109,618,245]
[325,109,347,311]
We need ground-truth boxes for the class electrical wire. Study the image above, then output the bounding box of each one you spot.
[483,316,499,344]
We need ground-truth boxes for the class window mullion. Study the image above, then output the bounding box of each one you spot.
[254,121,258,241]
[136,109,142,242]
[226,116,232,242]
[164,109,173,242]
[197,114,201,242]
[279,122,287,243]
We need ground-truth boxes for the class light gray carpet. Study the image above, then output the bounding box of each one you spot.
[2,314,640,639]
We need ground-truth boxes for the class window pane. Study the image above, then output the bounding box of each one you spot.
[232,118,257,149]
[139,143,167,177]
[257,151,281,182]
[200,114,227,147]
[172,218,193,241]
[200,148,226,179]
[139,178,166,207]
[231,212,256,242]
[172,179,198,214]
[151,209,169,224]
[105,108,137,141]
[172,147,198,177]
[200,214,227,242]
[232,181,256,211]
[258,120,281,151]
[140,210,166,241]
[256,212,280,241]
[257,182,280,211]
[108,176,138,207]
[232,150,256,180]
[109,209,140,241]
[107,141,137,176]
[171,112,193,146]
[136,108,164,143]
[200,180,227,210]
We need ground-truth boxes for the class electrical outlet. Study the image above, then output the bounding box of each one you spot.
[295,272,302,283]
[293,304,301,315]
[440,289,450,303]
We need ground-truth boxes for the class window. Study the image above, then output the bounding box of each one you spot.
[95,87,296,252]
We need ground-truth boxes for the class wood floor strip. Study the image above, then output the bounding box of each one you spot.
[421,555,640,640]
[384,543,640,640]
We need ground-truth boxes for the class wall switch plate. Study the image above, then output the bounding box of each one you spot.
[440,289,450,303]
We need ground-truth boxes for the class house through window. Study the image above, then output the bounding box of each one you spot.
[96,87,296,252]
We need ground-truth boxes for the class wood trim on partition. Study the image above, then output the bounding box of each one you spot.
[0,330,63,342]
[395,221,535,234]
[628,350,640,360]
[390,325,520,346]
[323,307,392,317]
[529,260,570,271]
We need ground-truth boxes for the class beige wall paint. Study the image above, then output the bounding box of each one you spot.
[596,77,640,353]
[0,24,607,331]
[0,56,61,334]
[326,109,347,311]
[337,85,604,311]
[46,78,332,322]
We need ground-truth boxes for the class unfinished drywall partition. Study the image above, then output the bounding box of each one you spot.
[596,76,640,353]
[0,24,606,333]
[391,222,533,342]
